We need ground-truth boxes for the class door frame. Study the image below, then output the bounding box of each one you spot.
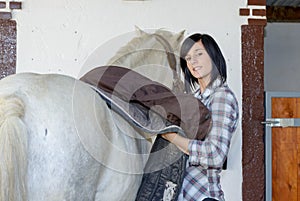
[265,91,300,201]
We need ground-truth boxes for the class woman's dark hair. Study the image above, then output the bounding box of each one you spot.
[180,33,227,93]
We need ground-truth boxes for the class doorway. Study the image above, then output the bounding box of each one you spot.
[264,20,300,200]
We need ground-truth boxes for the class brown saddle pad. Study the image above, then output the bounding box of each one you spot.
[80,65,212,140]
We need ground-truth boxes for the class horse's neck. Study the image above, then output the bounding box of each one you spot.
[109,51,173,88]
[107,43,167,68]
[106,31,185,91]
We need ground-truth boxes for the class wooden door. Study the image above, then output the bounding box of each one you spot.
[272,97,300,200]
[265,92,300,201]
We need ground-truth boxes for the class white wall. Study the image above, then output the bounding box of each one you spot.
[265,22,300,92]
[13,0,246,200]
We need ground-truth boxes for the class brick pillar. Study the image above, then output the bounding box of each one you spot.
[241,24,265,201]
[0,1,22,79]
[240,0,266,200]
[0,19,16,79]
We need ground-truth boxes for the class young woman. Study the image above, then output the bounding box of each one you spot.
[162,33,239,201]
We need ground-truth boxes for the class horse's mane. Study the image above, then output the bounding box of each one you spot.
[107,28,185,70]
[107,35,151,67]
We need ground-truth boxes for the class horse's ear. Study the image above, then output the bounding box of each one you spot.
[176,30,185,42]
[135,25,146,36]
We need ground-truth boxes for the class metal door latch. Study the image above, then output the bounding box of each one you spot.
[261,118,300,127]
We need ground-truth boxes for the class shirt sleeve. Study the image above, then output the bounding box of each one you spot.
[188,88,239,169]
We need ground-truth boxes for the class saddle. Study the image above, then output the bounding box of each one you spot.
[80,66,212,140]
[80,66,212,201]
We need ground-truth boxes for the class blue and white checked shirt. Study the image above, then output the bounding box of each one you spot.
[178,78,239,201]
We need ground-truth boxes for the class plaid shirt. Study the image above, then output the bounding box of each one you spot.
[178,78,239,201]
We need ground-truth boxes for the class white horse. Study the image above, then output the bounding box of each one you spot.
[0,28,184,201]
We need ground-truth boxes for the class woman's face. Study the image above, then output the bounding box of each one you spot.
[185,40,213,84]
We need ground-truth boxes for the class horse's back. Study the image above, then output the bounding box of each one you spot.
[0,73,148,201]
[0,73,104,200]
[0,72,75,95]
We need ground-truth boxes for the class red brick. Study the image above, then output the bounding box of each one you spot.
[0,1,6,8]
[248,0,266,6]
[248,18,267,25]
[240,8,250,16]
[253,9,266,16]
[9,2,22,9]
[0,12,12,19]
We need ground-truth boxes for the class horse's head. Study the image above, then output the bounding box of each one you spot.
[107,27,185,91]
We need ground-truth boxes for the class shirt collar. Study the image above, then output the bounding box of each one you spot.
[194,77,224,100]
